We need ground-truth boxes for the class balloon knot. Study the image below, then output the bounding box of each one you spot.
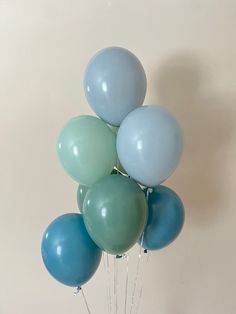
[116,254,123,259]
[144,249,148,254]
[73,286,81,296]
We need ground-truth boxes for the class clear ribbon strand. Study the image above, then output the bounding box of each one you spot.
[106,253,112,314]
[103,252,111,314]
[81,288,91,314]
[134,188,152,313]
[129,234,144,314]
[124,253,129,314]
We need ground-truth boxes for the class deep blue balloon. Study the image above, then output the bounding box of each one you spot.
[84,47,147,126]
[141,186,185,250]
[41,213,102,287]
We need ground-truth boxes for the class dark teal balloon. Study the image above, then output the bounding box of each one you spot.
[141,186,185,250]
[77,185,89,212]
[41,213,102,287]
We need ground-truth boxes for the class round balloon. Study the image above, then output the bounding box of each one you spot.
[141,186,185,250]
[41,213,102,287]
[57,115,117,186]
[84,47,147,126]
[76,168,123,212]
[83,175,148,255]
[117,106,183,187]
[77,184,89,213]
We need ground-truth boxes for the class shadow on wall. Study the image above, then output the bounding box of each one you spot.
[143,54,236,314]
[151,53,235,225]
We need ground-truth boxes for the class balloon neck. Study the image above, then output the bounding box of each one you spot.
[144,249,148,254]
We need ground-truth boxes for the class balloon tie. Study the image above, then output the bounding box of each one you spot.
[73,286,81,296]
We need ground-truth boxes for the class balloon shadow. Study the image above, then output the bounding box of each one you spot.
[148,53,236,314]
[150,53,235,225]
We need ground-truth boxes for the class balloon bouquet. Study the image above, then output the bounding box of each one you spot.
[41,47,185,306]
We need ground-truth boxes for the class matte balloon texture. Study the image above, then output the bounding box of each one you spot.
[41,213,102,287]
[84,47,147,126]
[77,184,89,213]
[117,106,183,187]
[83,175,148,255]
[76,168,122,212]
[57,116,117,186]
[141,186,185,250]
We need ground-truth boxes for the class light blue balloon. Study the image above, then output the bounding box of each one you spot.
[117,106,183,187]
[84,47,147,126]
[41,213,102,287]
[141,185,185,250]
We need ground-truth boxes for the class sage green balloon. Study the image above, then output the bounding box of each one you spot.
[83,175,148,255]
[57,116,117,186]
[108,125,127,174]
[77,168,119,213]
[77,184,89,213]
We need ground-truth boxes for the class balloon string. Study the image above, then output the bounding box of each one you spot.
[135,250,150,314]
[113,256,119,314]
[81,288,91,314]
[129,234,144,314]
[124,253,129,314]
[114,256,119,314]
[133,188,152,313]
[136,287,143,314]
[103,253,111,314]
[106,253,112,314]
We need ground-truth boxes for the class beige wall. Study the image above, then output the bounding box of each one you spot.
[0,1,236,313]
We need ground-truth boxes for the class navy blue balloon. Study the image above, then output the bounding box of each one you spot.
[41,213,102,287]
[141,186,185,250]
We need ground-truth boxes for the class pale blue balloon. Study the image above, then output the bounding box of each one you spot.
[117,106,183,187]
[84,47,147,126]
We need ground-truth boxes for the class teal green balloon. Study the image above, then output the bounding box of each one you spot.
[77,184,89,213]
[116,159,127,174]
[57,116,117,186]
[83,175,148,255]
[77,168,119,213]
[108,125,127,174]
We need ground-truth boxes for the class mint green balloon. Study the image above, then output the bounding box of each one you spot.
[108,125,127,174]
[77,184,89,213]
[57,116,117,186]
[83,175,148,254]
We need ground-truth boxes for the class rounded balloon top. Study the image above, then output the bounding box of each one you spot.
[84,47,147,126]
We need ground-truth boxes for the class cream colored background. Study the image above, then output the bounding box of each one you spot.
[0,0,236,313]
